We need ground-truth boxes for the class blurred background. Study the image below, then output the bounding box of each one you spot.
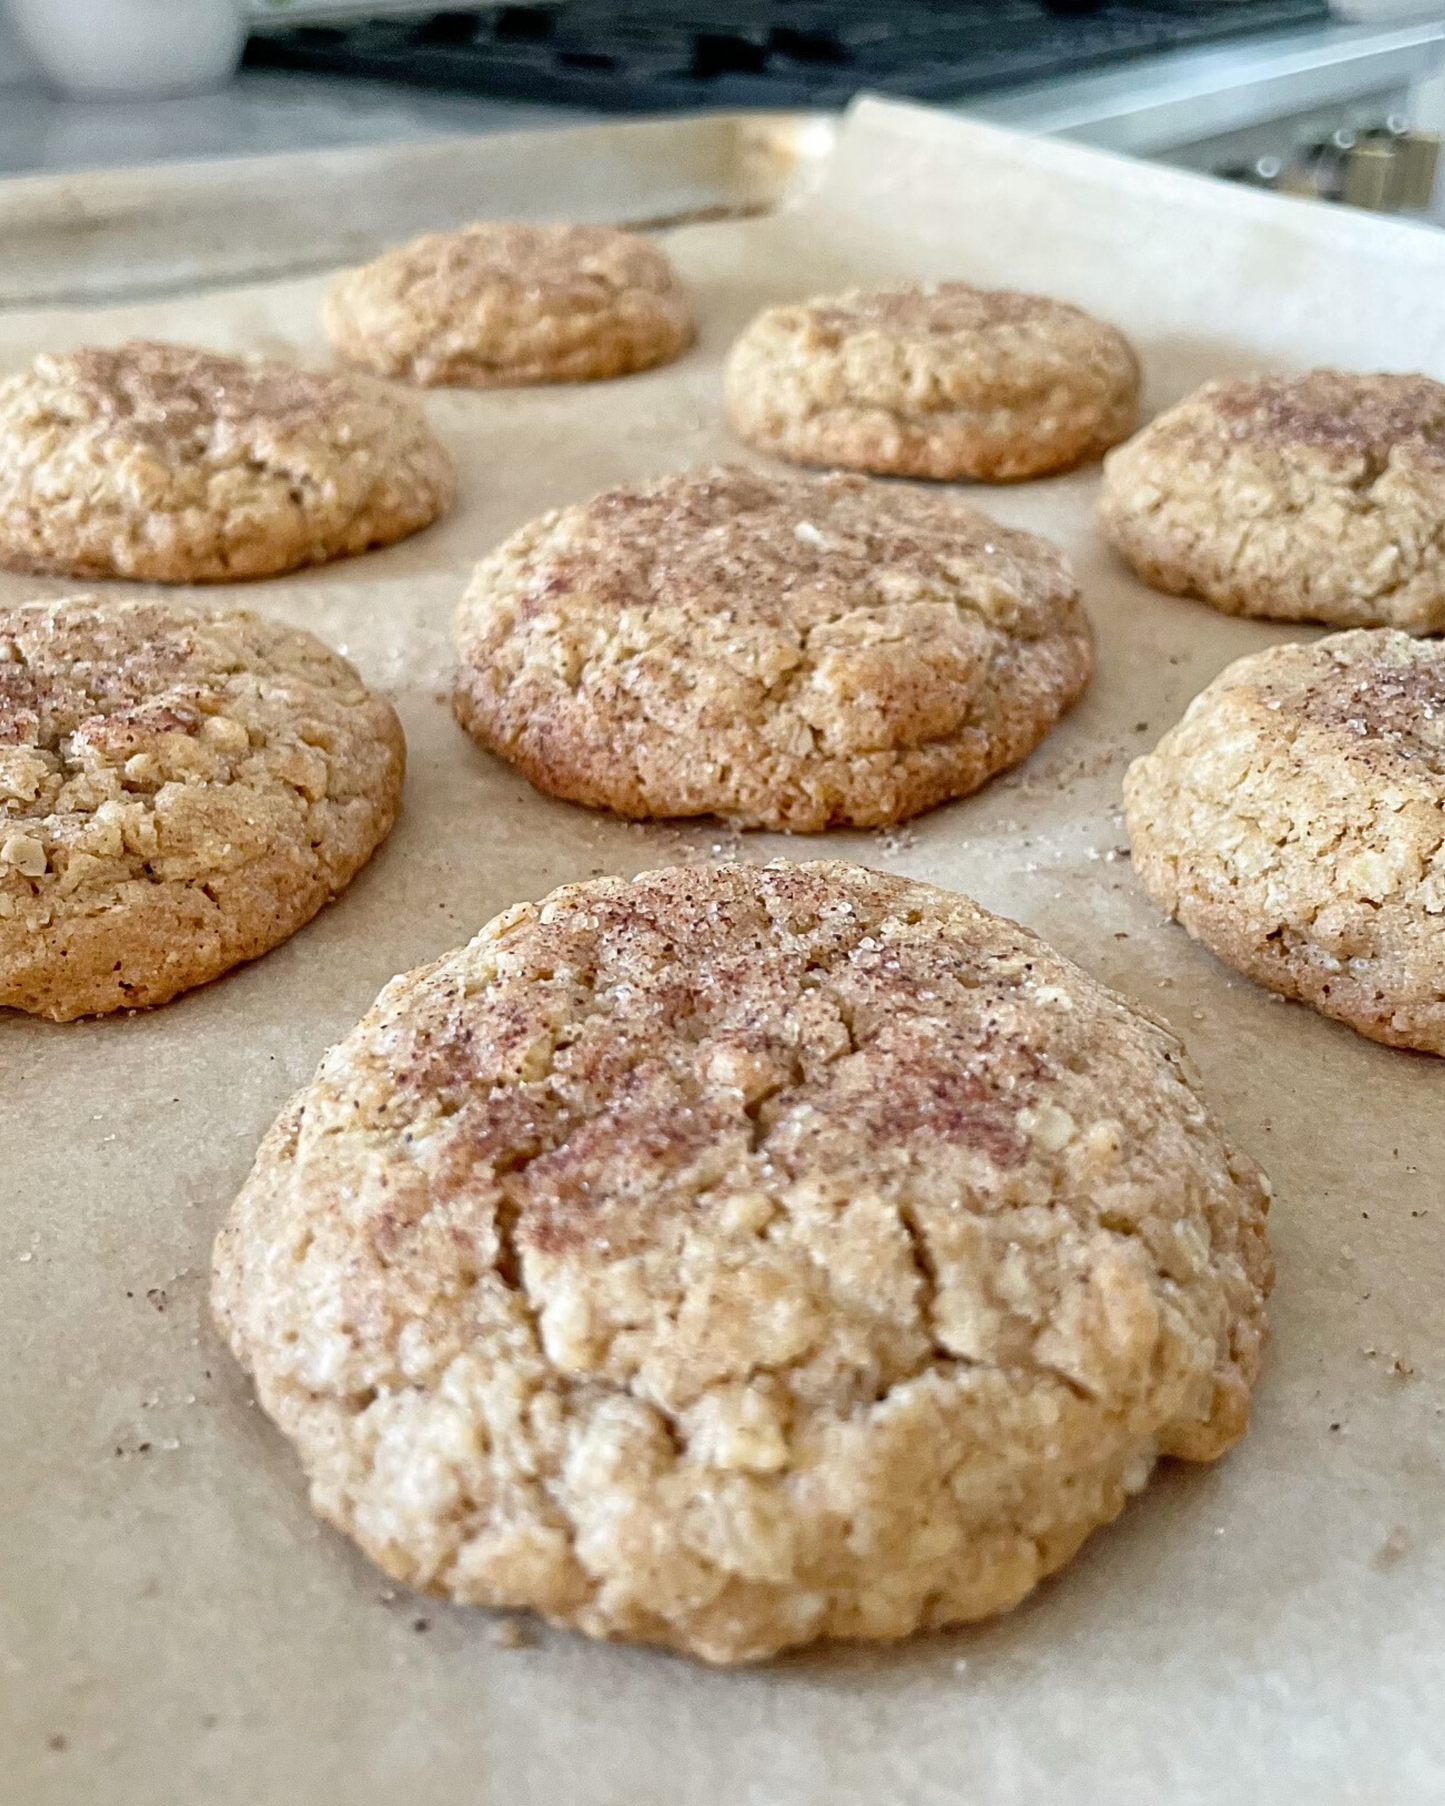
[3,0,1445,219]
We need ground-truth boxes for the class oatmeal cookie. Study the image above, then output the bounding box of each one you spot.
[0,340,453,583]
[1100,371,1445,631]
[452,464,1093,831]
[1126,628,1445,1052]
[0,593,404,1019]
[323,222,694,387]
[212,860,1272,1664]
[724,283,1140,481]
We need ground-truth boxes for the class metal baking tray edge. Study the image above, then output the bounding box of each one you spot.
[0,111,838,309]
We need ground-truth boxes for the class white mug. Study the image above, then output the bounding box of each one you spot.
[10,0,246,99]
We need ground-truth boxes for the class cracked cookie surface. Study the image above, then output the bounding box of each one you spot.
[0,340,454,583]
[211,860,1272,1664]
[724,283,1139,482]
[1126,629,1445,1052]
[323,222,694,387]
[452,464,1093,831]
[1100,371,1445,631]
[0,593,404,1019]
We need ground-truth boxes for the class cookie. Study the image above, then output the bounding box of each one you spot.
[0,340,454,584]
[724,282,1140,482]
[0,594,404,1020]
[452,465,1093,831]
[323,222,695,387]
[211,859,1272,1665]
[1127,629,1445,1053]
[1099,371,1445,632]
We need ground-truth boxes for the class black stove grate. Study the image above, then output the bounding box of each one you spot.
[246,1,1334,112]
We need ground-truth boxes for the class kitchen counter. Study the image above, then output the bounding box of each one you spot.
[0,16,1442,176]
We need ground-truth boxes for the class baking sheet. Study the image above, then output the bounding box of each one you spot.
[3,96,1444,1806]
[0,112,833,308]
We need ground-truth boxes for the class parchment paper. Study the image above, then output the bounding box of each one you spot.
[3,97,1444,1806]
